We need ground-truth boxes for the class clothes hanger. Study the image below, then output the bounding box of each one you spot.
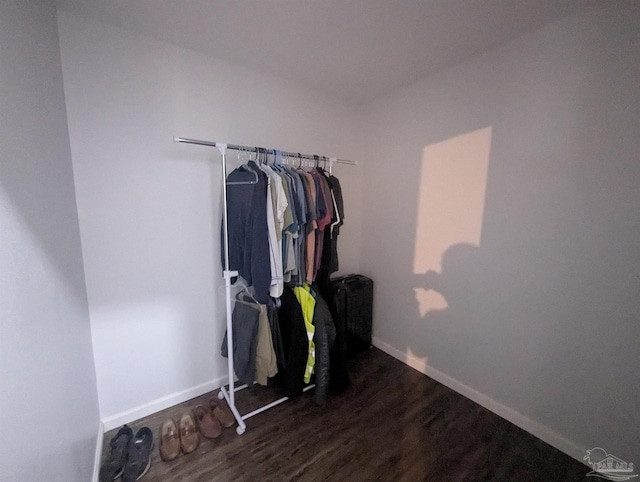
[232,277,260,305]
[273,149,284,170]
[234,149,243,168]
[227,147,258,185]
[272,149,283,172]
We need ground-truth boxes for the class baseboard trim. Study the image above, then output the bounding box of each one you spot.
[92,420,104,482]
[101,375,228,432]
[372,337,588,465]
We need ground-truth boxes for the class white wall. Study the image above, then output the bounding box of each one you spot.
[0,1,100,480]
[56,11,363,424]
[362,2,640,462]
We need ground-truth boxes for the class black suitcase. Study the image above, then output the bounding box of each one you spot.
[331,274,374,355]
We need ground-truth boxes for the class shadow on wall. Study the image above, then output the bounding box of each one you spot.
[0,152,89,305]
[0,0,90,306]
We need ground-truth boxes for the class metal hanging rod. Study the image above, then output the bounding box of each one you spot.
[174,137,357,166]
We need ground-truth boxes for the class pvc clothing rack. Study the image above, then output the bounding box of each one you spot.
[174,136,356,434]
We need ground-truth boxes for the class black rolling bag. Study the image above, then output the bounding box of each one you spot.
[331,274,374,355]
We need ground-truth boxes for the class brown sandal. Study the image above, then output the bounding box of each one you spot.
[179,411,200,453]
[209,396,235,428]
[159,418,180,461]
[194,405,222,439]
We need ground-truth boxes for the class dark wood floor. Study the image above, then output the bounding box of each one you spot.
[102,349,590,481]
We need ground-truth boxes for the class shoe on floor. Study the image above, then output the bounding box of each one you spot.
[179,411,200,453]
[209,396,235,428]
[122,427,153,482]
[194,405,222,439]
[159,418,181,462]
[99,425,133,482]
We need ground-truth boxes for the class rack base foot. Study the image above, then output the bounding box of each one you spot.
[219,383,315,435]
[219,386,247,435]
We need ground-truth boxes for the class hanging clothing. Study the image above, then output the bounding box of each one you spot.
[311,290,336,406]
[290,170,308,285]
[224,161,271,303]
[254,303,278,386]
[221,299,260,386]
[322,172,344,274]
[312,170,334,279]
[222,153,348,400]
[266,301,286,372]
[300,172,317,284]
[224,160,344,300]
[293,285,316,384]
[261,167,284,298]
[276,286,310,397]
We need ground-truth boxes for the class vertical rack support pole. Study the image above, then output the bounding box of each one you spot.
[218,143,232,407]
[217,143,246,433]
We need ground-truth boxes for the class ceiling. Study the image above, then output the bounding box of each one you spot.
[55,0,594,104]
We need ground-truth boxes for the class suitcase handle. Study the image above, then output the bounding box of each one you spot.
[334,274,369,285]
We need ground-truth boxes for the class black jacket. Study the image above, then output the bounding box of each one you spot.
[311,292,336,405]
[276,286,309,397]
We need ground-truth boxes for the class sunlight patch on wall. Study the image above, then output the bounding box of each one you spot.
[413,126,492,315]
[414,288,448,317]
[405,347,428,372]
